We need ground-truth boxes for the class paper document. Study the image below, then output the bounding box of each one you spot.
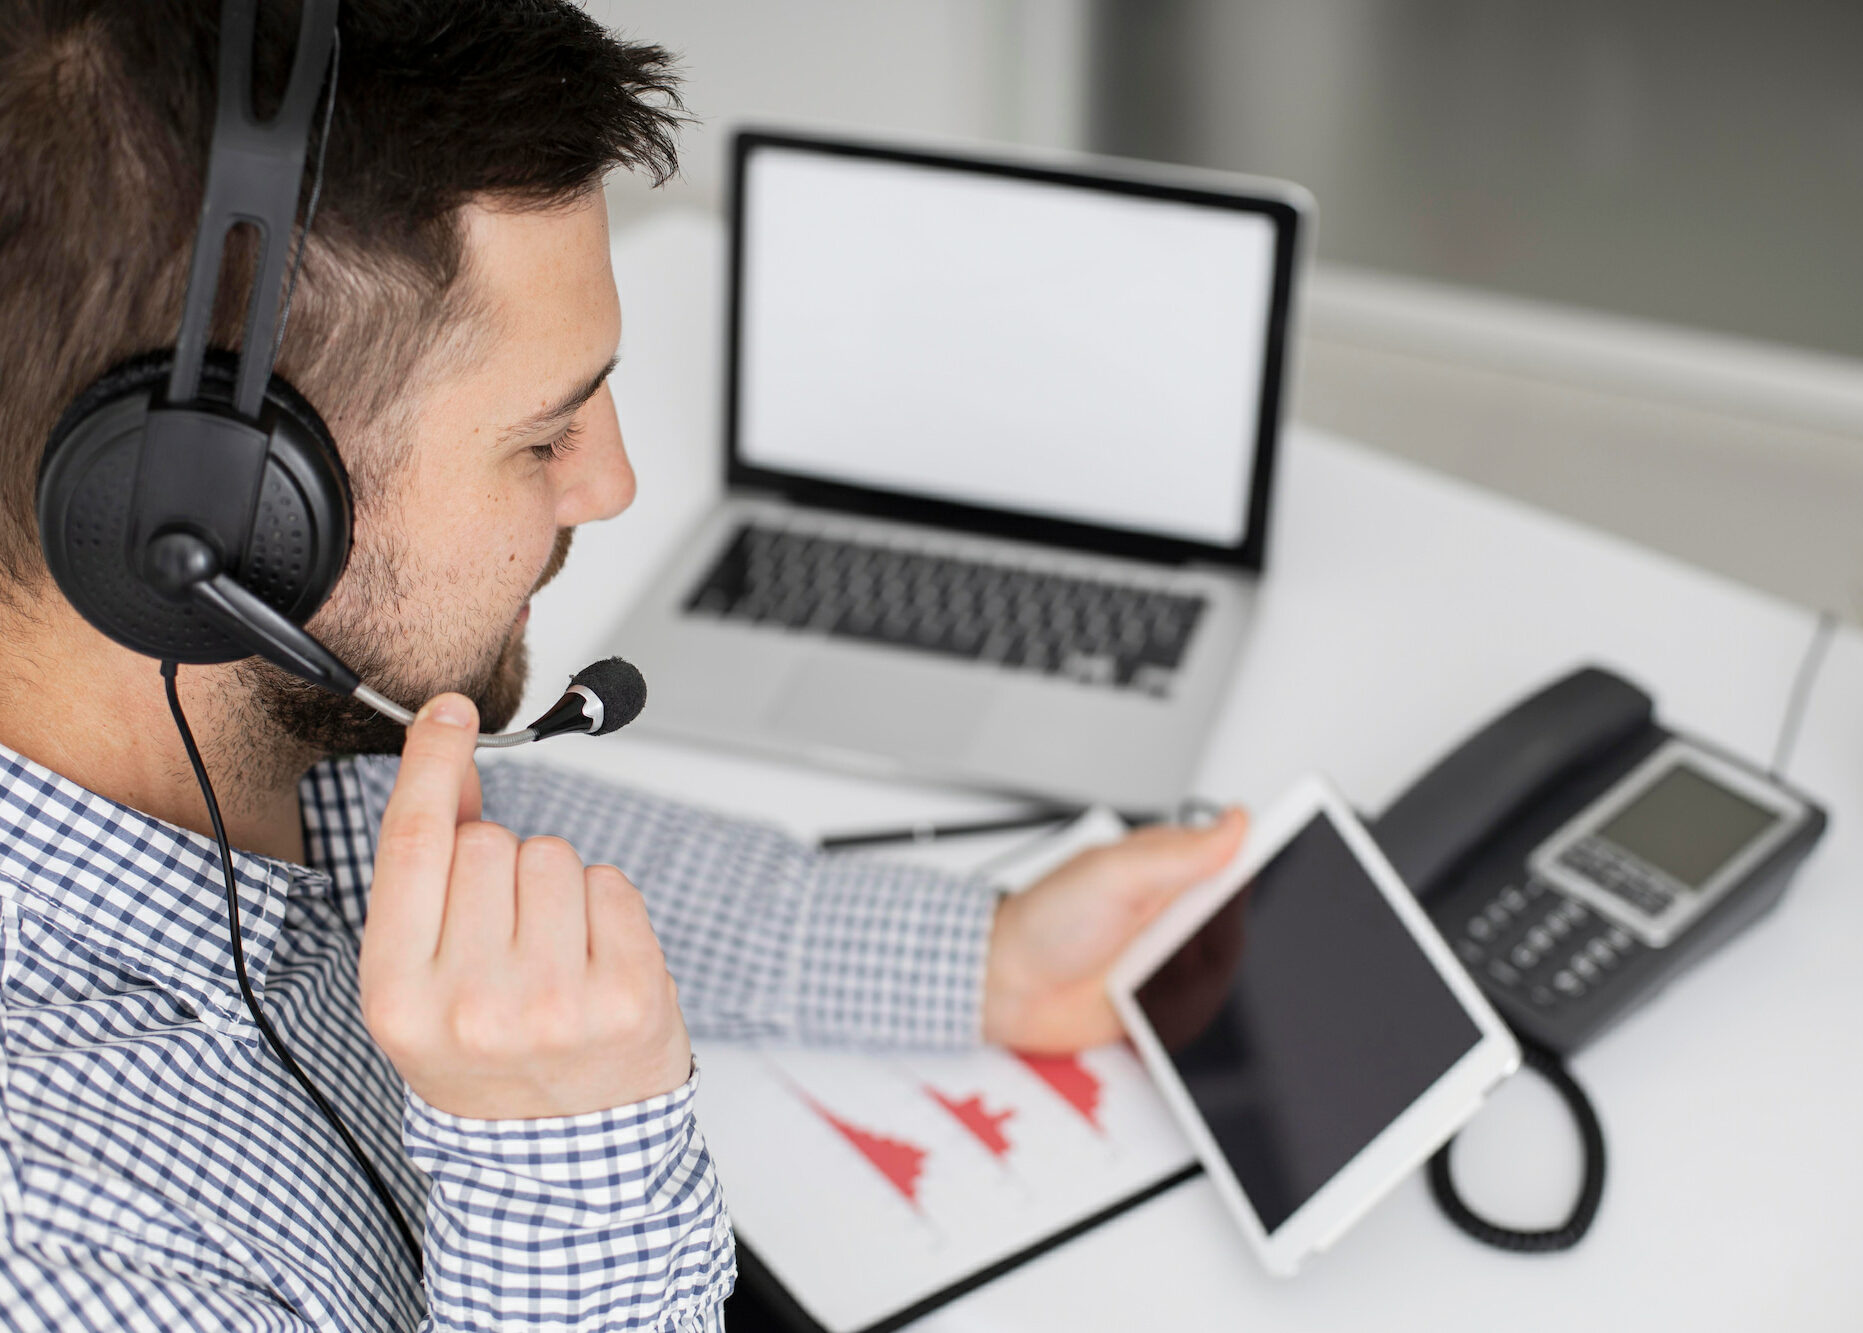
[693,809,1198,1333]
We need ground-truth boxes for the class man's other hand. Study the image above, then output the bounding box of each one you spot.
[982,809,1248,1053]
[359,693,692,1120]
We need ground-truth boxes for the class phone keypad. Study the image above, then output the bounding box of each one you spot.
[1452,878,1645,1009]
[1558,837,1677,915]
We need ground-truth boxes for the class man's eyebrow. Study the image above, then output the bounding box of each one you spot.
[499,354,619,443]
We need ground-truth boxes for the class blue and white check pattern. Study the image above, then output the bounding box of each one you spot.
[0,744,997,1330]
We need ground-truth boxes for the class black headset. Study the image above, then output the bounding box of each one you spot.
[35,0,642,753]
[36,0,361,697]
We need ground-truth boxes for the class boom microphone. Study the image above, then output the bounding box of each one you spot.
[505,657,648,743]
[354,656,647,749]
[147,529,644,749]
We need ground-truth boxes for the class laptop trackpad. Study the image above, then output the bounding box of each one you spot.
[765,658,989,764]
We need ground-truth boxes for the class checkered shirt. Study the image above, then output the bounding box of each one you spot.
[0,743,996,1330]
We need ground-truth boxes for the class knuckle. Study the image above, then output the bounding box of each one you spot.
[361,984,426,1056]
[586,864,644,913]
[594,978,646,1033]
[594,954,674,1026]
[377,812,453,864]
[444,993,518,1061]
[519,988,585,1049]
[454,820,518,858]
[518,835,583,878]
[440,977,600,1062]
[584,861,634,892]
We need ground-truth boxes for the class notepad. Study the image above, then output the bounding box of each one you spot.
[692,810,1202,1333]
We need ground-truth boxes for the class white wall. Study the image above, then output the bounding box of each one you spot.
[581,2,1863,621]
[584,0,1091,220]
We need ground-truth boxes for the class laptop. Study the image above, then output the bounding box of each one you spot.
[611,129,1310,811]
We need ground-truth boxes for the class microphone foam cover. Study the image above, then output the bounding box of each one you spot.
[571,656,647,735]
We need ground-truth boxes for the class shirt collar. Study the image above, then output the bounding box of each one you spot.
[0,741,363,1038]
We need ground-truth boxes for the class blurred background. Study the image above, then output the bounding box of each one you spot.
[586,0,1863,622]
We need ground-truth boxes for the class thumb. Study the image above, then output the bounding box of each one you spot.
[1103,807,1249,903]
[458,741,483,825]
[368,692,482,962]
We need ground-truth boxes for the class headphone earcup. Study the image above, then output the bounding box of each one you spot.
[38,349,354,664]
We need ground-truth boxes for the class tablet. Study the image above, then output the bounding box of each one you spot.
[1109,776,1520,1276]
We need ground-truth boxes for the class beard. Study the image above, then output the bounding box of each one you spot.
[246,526,574,757]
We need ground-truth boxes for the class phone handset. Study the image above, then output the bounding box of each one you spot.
[1370,666,1653,902]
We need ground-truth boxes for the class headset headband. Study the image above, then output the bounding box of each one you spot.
[169,0,338,420]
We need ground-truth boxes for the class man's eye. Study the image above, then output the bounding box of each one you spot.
[529,422,584,463]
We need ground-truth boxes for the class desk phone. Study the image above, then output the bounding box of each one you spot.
[1372,667,1827,1055]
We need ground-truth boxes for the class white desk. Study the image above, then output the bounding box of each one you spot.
[512,211,1862,1330]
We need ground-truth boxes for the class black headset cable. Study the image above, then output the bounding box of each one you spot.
[161,660,423,1278]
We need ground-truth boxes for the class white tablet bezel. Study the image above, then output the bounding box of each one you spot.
[1109,775,1521,1276]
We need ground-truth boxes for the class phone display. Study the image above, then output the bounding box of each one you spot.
[1135,814,1482,1232]
[1589,764,1779,891]
[1531,739,1810,948]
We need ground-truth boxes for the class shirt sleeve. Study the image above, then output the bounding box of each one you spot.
[0,1072,732,1333]
[353,756,999,1049]
[404,1067,732,1333]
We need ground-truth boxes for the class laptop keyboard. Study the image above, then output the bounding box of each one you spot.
[682,523,1208,695]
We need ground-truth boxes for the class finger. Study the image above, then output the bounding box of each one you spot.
[438,820,521,964]
[367,693,482,962]
[1101,807,1249,901]
[585,865,660,972]
[459,749,483,825]
[513,836,589,968]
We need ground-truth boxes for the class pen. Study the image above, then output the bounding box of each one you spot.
[818,807,1086,851]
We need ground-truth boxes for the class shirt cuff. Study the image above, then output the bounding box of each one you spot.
[404,1066,712,1227]
[793,859,999,1050]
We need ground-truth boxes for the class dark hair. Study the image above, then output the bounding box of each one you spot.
[0,0,683,594]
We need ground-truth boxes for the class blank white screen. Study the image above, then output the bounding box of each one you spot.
[737,147,1280,548]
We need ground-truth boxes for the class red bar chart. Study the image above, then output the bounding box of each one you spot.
[1013,1052,1104,1130]
[926,1087,1015,1159]
[782,1050,1120,1205]
[699,1038,1195,1332]
[797,1092,930,1205]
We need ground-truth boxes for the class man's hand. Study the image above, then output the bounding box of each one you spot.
[358,693,691,1120]
[982,809,1248,1053]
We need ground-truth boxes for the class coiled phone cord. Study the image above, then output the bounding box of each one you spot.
[162,661,425,1278]
[1428,1038,1606,1252]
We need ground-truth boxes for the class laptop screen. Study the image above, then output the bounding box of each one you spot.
[729,135,1301,562]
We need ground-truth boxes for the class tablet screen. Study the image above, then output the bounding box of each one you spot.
[1134,814,1481,1232]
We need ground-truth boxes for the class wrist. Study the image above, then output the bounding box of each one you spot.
[406,1058,700,1132]
[981,894,1034,1046]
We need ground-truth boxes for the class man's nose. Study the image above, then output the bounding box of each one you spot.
[554,383,636,527]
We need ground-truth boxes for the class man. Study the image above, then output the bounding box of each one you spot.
[0,3,1246,1328]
